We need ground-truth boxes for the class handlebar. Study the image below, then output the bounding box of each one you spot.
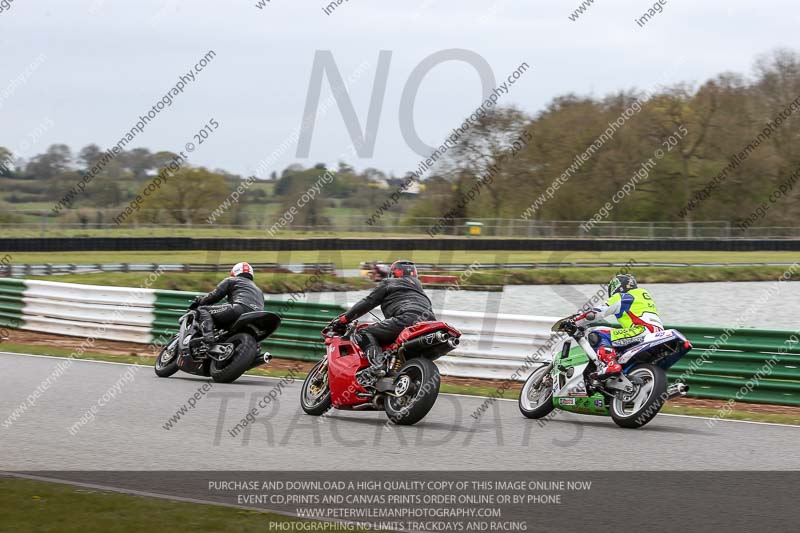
[552,315,587,337]
[322,320,356,338]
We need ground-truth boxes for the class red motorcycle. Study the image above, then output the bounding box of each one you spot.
[300,320,461,425]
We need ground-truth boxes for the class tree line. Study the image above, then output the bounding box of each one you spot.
[2,49,798,231]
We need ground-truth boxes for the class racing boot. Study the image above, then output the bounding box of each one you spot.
[354,332,388,387]
[365,344,388,379]
[591,346,622,381]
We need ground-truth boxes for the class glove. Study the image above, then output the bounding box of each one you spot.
[574,310,596,323]
[189,296,202,310]
[327,313,348,330]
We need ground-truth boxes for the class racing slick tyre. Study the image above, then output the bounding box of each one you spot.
[610,363,667,429]
[301,359,332,416]
[518,364,555,419]
[210,333,257,384]
[154,336,180,378]
[384,358,440,426]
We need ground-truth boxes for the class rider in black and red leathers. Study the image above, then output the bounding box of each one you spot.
[331,260,434,377]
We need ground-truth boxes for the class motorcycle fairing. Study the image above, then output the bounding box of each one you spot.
[326,338,371,407]
[616,329,691,370]
[553,393,609,415]
[551,345,592,399]
[552,361,591,398]
[550,346,609,415]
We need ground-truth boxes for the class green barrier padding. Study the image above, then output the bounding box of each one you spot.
[677,385,800,407]
[151,289,341,362]
[0,278,27,298]
[0,278,26,330]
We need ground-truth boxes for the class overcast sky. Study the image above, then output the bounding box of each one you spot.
[2,0,799,179]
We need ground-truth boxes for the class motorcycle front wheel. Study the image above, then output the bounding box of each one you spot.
[610,363,667,429]
[154,336,180,378]
[384,358,440,426]
[301,359,332,416]
[518,364,555,419]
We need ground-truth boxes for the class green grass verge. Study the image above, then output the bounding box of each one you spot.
[4,250,799,270]
[0,477,352,533]
[1,343,797,426]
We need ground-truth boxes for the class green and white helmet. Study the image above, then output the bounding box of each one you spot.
[608,274,637,298]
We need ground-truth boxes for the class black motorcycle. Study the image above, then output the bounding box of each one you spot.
[154,309,281,383]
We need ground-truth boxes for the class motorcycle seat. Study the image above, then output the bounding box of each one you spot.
[229,311,281,339]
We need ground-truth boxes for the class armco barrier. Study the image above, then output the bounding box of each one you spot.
[0,278,798,405]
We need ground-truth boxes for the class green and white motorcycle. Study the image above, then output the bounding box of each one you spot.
[519,315,692,428]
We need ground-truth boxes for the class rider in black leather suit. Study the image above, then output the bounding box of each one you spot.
[190,262,264,343]
[332,260,434,377]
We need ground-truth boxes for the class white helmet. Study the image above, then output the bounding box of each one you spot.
[230,262,254,279]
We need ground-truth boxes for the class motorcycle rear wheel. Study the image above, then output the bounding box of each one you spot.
[301,359,332,416]
[154,336,180,378]
[518,365,555,419]
[610,363,667,429]
[384,358,440,426]
[210,333,257,383]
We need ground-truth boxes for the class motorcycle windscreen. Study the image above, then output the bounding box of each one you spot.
[327,342,371,407]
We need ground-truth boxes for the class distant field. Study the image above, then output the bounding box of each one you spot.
[3,250,798,269]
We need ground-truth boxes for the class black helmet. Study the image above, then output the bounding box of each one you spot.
[389,260,417,278]
[608,274,637,298]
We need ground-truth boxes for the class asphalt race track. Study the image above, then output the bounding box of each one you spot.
[2,352,798,471]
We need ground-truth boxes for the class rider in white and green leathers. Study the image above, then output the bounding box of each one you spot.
[574,274,663,377]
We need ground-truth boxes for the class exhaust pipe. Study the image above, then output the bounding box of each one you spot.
[448,338,460,348]
[249,351,273,370]
[666,383,689,400]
